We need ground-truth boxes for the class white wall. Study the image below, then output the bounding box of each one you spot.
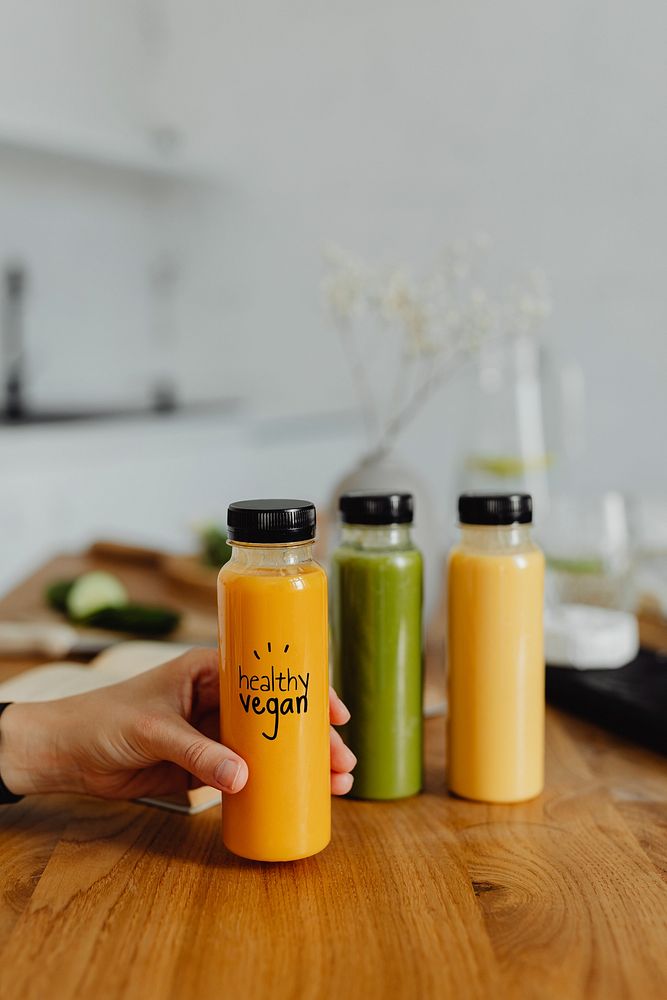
[0,0,145,135]
[0,0,665,591]
[156,0,667,490]
[0,0,150,408]
[0,0,235,409]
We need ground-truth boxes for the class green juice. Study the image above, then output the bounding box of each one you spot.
[331,536,423,799]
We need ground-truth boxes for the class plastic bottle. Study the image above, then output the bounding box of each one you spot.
[218,499,330,860]
[447,492,544,803]
[332,492,422,799]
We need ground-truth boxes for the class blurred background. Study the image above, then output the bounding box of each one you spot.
[0,0,665,618]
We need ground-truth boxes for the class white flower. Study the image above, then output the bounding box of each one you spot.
[322,238,551,450]
[321,245,369,324]
[380,268,414,322]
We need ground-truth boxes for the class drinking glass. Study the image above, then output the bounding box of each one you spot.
[541,492,631,610]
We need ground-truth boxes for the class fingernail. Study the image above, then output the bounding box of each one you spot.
[345,747,357,769]
[216,758,242,792]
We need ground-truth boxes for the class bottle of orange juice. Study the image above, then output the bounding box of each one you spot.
[447,493,545,803]
[218,499,330,861]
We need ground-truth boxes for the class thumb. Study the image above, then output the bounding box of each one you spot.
[149,715,248,793]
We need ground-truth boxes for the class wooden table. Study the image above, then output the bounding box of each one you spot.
[0,553,666,1000]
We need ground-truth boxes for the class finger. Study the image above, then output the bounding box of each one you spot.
[329,686,350,725]
[146,714,248,793]
[178,648,220,715]
[172,646,218,682]
[331,771,354,796]
[330,726,356,774]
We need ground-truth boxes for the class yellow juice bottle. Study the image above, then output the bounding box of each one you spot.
[218,499,330,861]
[447,493,545,803]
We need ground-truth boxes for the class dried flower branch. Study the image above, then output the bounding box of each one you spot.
[322,239,550,459]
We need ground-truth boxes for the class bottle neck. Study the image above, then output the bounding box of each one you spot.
[458,522,534,553]
[340,523,414,550]
[228,539,315,568]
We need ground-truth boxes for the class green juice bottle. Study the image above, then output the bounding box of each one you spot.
[332,492,423,799]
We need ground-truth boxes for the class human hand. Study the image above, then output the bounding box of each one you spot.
[0,648,356,800]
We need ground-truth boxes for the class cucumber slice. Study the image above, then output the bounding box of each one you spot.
[66,571,128,622]
[46,579,75,613]
[85,604,181,637]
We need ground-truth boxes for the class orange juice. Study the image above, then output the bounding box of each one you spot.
[447,493,545,803]
[218,499,330,861]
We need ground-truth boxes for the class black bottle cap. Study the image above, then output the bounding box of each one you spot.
[458,492,532,526]
[339,491,414,525]
[227,499,316,543]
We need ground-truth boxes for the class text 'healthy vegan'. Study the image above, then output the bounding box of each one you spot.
[238,643,309,740]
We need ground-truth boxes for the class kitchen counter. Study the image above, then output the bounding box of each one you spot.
[0,553,666,999]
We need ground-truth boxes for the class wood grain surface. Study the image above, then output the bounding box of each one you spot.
[0,554,666,1000]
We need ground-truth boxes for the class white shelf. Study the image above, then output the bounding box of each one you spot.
[0,114,211,182]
